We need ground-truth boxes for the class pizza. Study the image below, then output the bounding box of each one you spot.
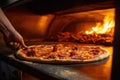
[15,43,110,64]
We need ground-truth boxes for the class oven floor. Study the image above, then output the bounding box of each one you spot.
[0,42,113,80]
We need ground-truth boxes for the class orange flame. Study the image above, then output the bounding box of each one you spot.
[85,15,115,34]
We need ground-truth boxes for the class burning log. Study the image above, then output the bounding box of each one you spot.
[46,31,113,46]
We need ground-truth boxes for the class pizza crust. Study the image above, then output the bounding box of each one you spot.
[15,45,110,64]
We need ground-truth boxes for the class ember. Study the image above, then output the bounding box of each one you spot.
[46,32,113,45]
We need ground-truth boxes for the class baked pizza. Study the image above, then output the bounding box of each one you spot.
[16,43,110,64]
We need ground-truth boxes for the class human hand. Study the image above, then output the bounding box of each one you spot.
[0,8,27,50]
[3,30,27,50]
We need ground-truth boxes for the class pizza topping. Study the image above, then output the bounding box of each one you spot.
[90,49,100,55]
[26,48,35,57]
[18,43,108,62]
[70,51,76,57]
[27,51,35,57]
[73,47,78,50]
[47,52,58,59]
[52,45,58,52]
[58,53,69,57]
[71,55,82,60]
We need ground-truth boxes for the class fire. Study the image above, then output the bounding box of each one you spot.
[85,15,115,35]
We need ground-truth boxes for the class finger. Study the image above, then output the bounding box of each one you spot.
[14,42,19,48]
[17,43,22,49]
[19,45,22,49]
[20,40,27,48]
[10,42,14,46]
[12,42,18,49]
[10,42,20,50]
[14,42,18,46]
[10,42,17,49]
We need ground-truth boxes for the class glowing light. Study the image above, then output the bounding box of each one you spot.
[85,15,115,35]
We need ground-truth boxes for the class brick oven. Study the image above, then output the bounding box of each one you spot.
[0,0,120,80]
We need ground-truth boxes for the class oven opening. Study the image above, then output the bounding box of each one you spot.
[46,8,115,46]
